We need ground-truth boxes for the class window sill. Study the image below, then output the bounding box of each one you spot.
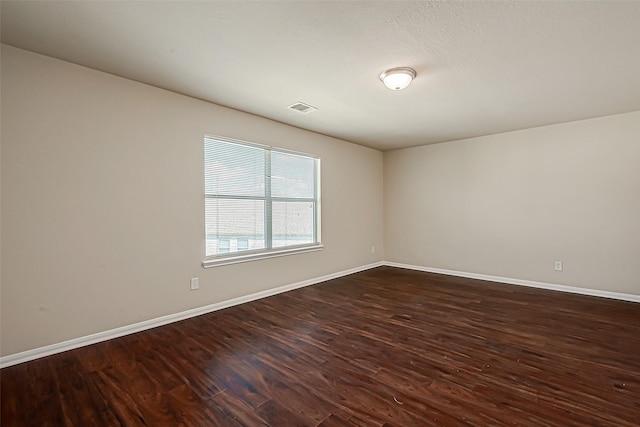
[202,244,324,268]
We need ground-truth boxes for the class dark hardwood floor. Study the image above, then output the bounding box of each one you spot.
[2,266,639,426]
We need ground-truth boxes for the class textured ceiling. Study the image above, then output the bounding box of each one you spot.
[2,1,640,151]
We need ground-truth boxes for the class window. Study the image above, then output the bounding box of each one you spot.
[203,136,321,267]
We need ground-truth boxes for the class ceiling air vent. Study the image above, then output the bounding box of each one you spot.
[287,102,318,114]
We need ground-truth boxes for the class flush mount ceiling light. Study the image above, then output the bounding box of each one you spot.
[379,67,417,90]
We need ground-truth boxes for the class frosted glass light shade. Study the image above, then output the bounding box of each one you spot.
[379,67,416,90]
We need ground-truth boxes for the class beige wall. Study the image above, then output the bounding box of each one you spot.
[3,42,639,358]
[385,111,640,295]
[0,45,384,356]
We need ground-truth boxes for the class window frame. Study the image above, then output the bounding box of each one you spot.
[202,136,322,268]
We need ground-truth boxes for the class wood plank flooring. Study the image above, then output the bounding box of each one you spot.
[2,266,639,426]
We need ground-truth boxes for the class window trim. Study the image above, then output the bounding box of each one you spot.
[202,135,322,267]
[202,243,324,268]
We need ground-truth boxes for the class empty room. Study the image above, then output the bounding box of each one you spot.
[1,1,639,426]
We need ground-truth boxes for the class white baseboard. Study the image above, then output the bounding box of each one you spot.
[3,260,636,368]
[383,261,640,303]
[0,261,385,368]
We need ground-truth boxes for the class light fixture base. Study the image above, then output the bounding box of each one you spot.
[379,67,417,90]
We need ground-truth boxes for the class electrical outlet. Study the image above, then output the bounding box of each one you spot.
[371,246,376,254]
[190,277,199,290]
[554,261,563,272]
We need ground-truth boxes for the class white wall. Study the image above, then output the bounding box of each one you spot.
[0,45,384,356]
[385,111,640,295]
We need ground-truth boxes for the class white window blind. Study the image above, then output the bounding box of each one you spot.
[204,136,321,264]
